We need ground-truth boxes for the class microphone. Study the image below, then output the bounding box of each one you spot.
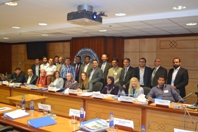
[178,93,192,103]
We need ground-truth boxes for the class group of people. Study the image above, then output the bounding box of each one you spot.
[8,54,189,102]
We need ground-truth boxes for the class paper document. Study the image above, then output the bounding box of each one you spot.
[4,109,30,120]
[0,107,12,112]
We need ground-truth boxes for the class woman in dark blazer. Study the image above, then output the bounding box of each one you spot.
[101,76,119,95]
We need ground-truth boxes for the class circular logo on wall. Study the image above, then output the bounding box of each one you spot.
[74,48,100,63]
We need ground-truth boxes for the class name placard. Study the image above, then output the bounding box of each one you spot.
[92,93,104,99]
[38,103,51,111]
[119,96,134,103]
[114,118,134,129]
[48,86,60,92]
[69,108,86,117]
[69,89,78,94]
[2,81,8,85]
[155,99,170,107]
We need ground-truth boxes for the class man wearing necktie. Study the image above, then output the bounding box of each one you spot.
[119,58,135,94]
[73,56,82,82]
[151,58,167,87]
[99,54,112,87]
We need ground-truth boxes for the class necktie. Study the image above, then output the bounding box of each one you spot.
[151,68,157,86]
[123,68,127,81]
[101,63,105,72]
[75,64,79,76]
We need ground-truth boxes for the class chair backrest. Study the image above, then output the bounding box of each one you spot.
[92,82,103,92]
[143,87,151,96]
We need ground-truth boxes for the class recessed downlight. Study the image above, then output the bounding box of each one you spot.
[3,37,9,39]
[115,13,126,17]
[172,5,186,10]
[12,26,20,29]
[186,23,197,26]
[42,34,48,36]
[99,29,107,32]
[38,23,47,26]
[5,2,18,6]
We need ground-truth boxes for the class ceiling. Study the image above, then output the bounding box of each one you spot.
[0,0,198,43]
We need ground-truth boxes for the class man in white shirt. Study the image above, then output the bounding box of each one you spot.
[46,58,56,76]
[40,57,49,71]
[167,57,189,98]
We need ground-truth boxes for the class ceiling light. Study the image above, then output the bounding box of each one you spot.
[42,34,48,36]
[12,26,20,29]
[99,29,107,32]
[38,23,47,26]
[3,37,9,39]
[115,13,126,17]
[172,5,186,10]
[5,2,18,6]
[186,23,197,26]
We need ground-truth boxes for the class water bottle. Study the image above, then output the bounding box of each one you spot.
[21,95,25,110]
[30,100,34,115]
[79,106,85,124]
[121,89,126,96]
[141,125,146,132]
[109,112,114,132]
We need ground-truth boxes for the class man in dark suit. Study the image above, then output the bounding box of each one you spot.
[119,58,135,94]
[9,67,25,83]
[79,55,92,80]
[73,56,82,82]
[167,57,189,98]
[53,55,59,66]
[88,60,103,85]
[25,69,38,85]
[134,58,152,88]
[31,58,40,77]
[151,58,167,87]
[99,54,112,86]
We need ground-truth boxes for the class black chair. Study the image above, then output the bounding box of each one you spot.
[92,82,103,92]
[143,87,151,96]
[0,125,13,132]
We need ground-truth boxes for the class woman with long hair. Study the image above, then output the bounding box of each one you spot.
[128,77,144,98]
[78,72,93,92]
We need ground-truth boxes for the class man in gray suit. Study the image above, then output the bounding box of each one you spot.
[151,58,167,87]
[88,60,103,85]
[99,54,112,86]
[79,55,92,81]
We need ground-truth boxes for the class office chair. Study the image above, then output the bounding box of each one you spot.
[92,82,103,92]
[143,87,151,96]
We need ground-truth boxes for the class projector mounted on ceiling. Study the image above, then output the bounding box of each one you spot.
[67,5,102,26]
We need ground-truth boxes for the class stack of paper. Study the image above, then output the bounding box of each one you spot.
[27,116,56,128]
[4,109,30,120]
[80,118,109,132]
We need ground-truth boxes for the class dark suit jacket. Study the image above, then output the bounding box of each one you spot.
[31,64,40,76]
[134,66,152,88]
[119,66,135,94]
[79,63,93,80]
[99,62,112,79]
[9,72,25,83]
[25,74,38,85]
[73,62,82,82]
[88,67,103,84]
[167,67,189,98]
[151,66,167,87]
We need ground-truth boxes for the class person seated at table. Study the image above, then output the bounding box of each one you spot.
[49,71,64,89]
[9,67,25,83]
[147,76,184,102]
[128,77,144,98]
[36,69,48,87]
[101,76,119,95]
[24,69,38,85]
[64,73,78,89]
[77,72,93,92]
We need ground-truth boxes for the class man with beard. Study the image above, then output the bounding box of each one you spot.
[40,56,49,71]
[167,57,189,98]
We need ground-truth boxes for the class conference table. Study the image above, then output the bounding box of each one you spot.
[0,85,197,132]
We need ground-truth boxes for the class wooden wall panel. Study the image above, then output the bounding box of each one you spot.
[0,44,11,73]
[124,36,198,103]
